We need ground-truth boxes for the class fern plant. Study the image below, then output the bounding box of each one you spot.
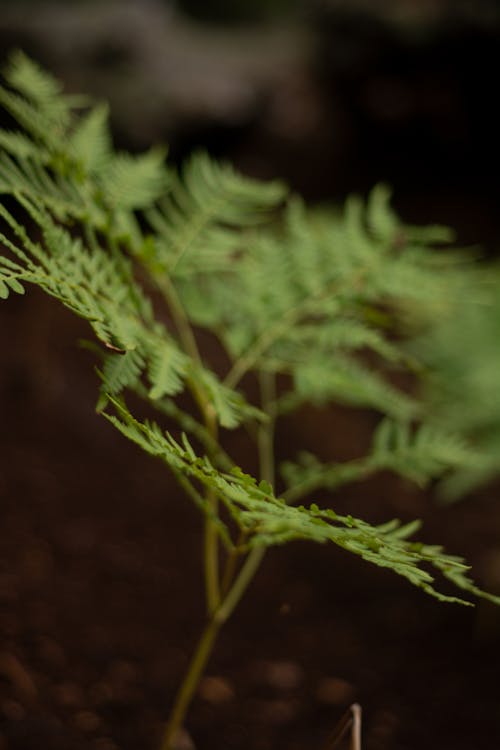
[1,52,498,749]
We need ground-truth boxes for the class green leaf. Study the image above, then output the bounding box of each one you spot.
[194,366,266,429]
[144,151,286,280]
[293,355,418,420]
[370,419,483,487]
[100,148,169,211]
[148,340,188,399]
[101,349,145,395]
[71,103,112,173]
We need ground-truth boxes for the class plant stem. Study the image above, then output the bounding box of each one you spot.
[159,372,277,749]
[204,502,221,612]
[203,406,221,614]
[220,532,245,596]
[257,370,276,486]
[215,372,277,626]
[160,613,223,750]
[216,545,266,622]
[157,275,202,368]
[157,274,221,613]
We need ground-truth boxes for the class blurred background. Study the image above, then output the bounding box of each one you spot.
[1,1,500,749]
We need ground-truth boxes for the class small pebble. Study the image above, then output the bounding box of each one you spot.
[1,699,24,721]
[54,681,85,708]
[38,637,66,670]
[73,710,101,732]
[252,660,303,690]
[257,698,297,725]
[0,574,19,602]
[20,540,54,583]
[316,676,355,705]
[199,675,234,704]
[0,652,37,701]
[89,681,114,705]
[0,613,19,636]
[107,659,137,685]
[171,728,196,750]
[94,739,119,750]
[370,709,398,738]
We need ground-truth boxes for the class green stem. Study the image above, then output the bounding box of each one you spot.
[156,275,202,367]
[160,614,223,750]
[217,371,276,625]
[158,539,266,750]
[203,407,221,615]
[215,370,276,620]
[132,381,234,472]
[157,274,221,614]
[219,371,276,620]
[220,532,245,596]
[160,372,277,748]
[216,545,266,622]
[257,370,276,486]
[171,468,233,553]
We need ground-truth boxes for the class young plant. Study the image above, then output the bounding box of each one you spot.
[0,52,498,749]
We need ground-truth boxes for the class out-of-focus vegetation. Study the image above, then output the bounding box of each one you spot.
[415,274,500,501]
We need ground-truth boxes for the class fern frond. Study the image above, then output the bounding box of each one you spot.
[412,276,500,498]
[103,398,500,607]
[101,349,146,395]
[143,151,286,279]
[0,55,170,243]
[0,152,85,219]
[0,269,25,299]
[0,200,180,386]
[202,192,466,415]
[6,51,65,107]
[291,355,418,420]
[0,130,46,161]
[100,148,169,213]
[0,51,79,148]
[70,103,112,172]
[193,366,266,429]
[147,338,188,400]
[370,419,482,487]
[280,419,480,501]
[280,452,371,503]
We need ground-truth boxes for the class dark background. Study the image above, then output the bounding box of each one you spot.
[1,2,500,749]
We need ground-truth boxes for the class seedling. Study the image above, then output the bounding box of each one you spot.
[1,53,498,749]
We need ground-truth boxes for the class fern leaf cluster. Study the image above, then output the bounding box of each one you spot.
[1,52,498,607]
[177,190,467,420]
[104,398,499,607]
[413,278,500,499]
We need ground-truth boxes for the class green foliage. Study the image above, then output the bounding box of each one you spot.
[280,419,483,503]
[1,51,498,616]
[414,276,500,500]
[105,397,498,606]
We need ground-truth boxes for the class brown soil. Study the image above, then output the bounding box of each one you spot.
[1,289,500,750]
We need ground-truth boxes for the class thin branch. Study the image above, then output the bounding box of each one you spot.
[170,468,233,553]
[132,381,234,472]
